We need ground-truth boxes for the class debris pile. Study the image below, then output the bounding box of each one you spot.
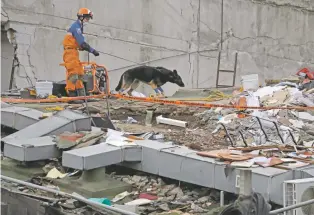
[54,130,105,150]
[110,174,223,214]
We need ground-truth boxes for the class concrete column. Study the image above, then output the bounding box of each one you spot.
[239,169,252,196]
[78,167,107,182]
[145,110,154,126]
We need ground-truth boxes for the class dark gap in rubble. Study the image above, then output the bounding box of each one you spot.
[1,125,17,152]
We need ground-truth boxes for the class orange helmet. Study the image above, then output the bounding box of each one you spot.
[77,8,93,19]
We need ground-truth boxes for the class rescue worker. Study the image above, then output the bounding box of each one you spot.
[62,8,99,97]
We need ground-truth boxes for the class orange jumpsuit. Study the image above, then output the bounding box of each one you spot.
[63,20,95,93]
[62,36,84,92]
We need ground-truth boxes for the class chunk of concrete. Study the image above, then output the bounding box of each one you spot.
[62,143,142,170]
[1,106,43,130]
[3,136,61,161]
[63,144,122,170]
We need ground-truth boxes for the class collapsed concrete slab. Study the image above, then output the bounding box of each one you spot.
[118,140,296,206]
[62,143,142,170]
[2,109,91,161]
[3,136,61,161]
[2,109,91,142]
[1,106,43,130]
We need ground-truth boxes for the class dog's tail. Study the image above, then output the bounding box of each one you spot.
[115,74,123,91]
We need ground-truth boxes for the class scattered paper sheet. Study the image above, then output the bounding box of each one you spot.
[46,168,67,179]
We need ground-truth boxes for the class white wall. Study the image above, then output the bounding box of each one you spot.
[1,0,314,95]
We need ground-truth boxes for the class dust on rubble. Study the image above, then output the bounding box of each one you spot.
[107,99,229,151]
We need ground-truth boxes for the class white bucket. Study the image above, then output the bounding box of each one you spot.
[241,74,259,91]
[35,81,53,97]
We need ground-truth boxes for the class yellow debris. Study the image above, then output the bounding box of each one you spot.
[28,89,37,96]
[48,95,58,99]
[178,90,232,102]
[44,106,64,111]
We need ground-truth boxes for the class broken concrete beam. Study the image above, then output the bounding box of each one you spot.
[62,144,142,170]
[55,109,92,131]
[3,136,61,161]
[156,115,188,128]
[1,106,43,130]
[2,109,91,142]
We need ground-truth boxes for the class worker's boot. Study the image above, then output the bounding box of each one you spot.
[67,90,77,97]
[67,90,84,104]
[77,88,86,97]
[77,88,95,102]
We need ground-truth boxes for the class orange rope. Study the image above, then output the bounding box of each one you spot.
[1,93,314,111]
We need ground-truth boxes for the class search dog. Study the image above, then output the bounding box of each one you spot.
[115,65,185,97]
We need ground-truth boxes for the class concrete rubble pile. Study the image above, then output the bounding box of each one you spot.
[1,72,314,214]
[193,80,314,169]
[110,174,224,214]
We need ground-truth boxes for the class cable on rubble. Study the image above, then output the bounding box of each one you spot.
[1,93,314,111]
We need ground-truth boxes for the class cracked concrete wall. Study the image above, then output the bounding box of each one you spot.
[1,0,313,95]
[1,30,14,91]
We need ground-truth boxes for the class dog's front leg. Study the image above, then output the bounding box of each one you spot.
[149,81,165,98]
[156,87,165,98]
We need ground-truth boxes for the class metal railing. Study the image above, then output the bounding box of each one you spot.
[269,198,314,214]
[0,175,139,215]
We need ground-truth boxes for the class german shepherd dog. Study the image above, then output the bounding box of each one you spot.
[115,66,185,97]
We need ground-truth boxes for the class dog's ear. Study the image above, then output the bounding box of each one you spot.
[173,70,178,75]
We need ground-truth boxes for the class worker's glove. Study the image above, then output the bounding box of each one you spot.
[92,50,99,57]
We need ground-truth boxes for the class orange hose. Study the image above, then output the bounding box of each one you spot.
[1,93,314,111]
[1,94,107,103]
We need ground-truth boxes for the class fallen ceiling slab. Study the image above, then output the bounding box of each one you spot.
[1,104,313,207]
[1,106,43,130]
[2,109,92,161]
[62,143,142,170]
[61,139,298,205]
[2,109,91,142]
[4,136,61,161]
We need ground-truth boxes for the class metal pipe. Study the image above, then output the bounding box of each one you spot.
[220,191,224,207]
[216,51,221,88]
[269,198,314,214]
[232,52,238,87]
[1,175,139,215]
[220,0,224,50]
